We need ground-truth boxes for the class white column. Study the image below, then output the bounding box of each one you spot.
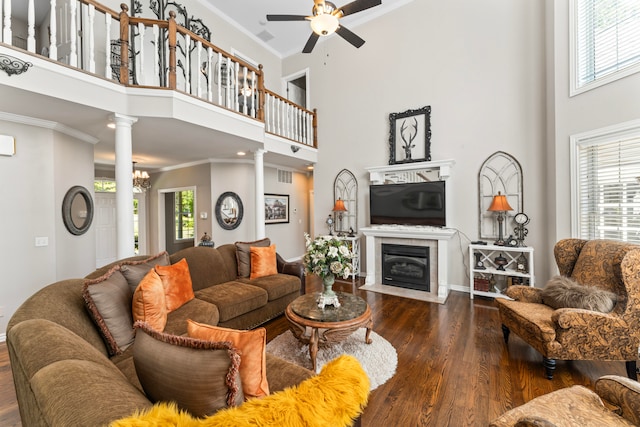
[254,149,266,239]
[111,113,138,259]
[3,0,12,44]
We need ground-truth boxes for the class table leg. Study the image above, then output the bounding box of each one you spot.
[309,327,319,371]
[364,318,373,344]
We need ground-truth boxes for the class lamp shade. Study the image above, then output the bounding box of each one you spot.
[487,191,513,212]
[332,198,347,212]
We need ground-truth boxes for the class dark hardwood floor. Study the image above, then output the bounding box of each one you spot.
[0,276,630,426]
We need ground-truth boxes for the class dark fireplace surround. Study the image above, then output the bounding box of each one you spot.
[381,243,430,292]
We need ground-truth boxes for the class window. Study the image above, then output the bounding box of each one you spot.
[571,0,640,95]
[175,190,194,240]
[94,178,116,192]
[571,120,640,243]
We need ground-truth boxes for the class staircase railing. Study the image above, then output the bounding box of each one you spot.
[0,0,317,148]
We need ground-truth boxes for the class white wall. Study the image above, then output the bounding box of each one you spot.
[548,0,640,276]
[0,120,95,337]
[283,0,547,288]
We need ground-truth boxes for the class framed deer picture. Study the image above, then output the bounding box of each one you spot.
[388,106,431,165]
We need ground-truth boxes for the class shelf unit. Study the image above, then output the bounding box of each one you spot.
[469,244,534,299]
[343,235,361,282]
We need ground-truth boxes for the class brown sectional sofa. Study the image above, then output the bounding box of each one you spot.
[6,243,313,426]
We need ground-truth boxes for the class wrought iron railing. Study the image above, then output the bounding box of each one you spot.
[0,0,316,148]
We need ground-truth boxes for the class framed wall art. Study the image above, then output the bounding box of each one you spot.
[389,105,431,165]
[265,193,289,224]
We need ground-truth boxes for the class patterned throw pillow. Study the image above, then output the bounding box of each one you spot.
[133,322,244,417]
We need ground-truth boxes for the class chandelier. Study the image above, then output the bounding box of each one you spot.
[132,162,151,192]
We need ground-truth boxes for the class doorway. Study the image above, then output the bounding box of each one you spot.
[94,190,147,268]
[283,69,310,109]
[157,187,197,254]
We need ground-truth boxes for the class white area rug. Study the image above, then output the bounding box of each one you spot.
[266,329,397,391]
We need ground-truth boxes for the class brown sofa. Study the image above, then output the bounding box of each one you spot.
[6,244,314,426]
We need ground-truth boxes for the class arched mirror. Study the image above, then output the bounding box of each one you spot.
[62,186,94,235]
[215,191,243,230]
[334,169,358,235]
[478,151,523,240]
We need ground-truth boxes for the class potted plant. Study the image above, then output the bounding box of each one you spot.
[302,233,355,308]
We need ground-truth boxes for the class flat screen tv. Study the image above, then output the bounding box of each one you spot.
[369,181,446,227]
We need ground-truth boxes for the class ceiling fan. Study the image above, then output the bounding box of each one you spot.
[267,0,382,53]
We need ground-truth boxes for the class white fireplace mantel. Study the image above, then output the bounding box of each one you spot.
[361,159,457,303]
[366,159,455,185]
[360,226,456,302]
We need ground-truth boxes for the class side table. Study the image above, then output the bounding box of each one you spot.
[285,292,373,371]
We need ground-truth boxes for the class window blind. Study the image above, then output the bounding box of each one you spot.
[577,136,640,243]
[575,0,640,89]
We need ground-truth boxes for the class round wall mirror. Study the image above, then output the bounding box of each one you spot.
[62,186,94,235]
[215,191,243,230]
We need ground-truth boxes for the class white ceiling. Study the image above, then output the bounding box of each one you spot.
[202,0,410,58]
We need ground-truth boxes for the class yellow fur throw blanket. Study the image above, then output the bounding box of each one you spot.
[110,354,369,427]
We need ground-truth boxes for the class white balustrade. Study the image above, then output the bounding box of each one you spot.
[49,0,57,59]
[27,0,35,52]
[0,0,314,145]
[3,0,12,44]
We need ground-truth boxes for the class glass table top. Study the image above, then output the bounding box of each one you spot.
[290,292,368,322]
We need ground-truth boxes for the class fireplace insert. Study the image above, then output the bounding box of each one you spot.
[381,244,430,291]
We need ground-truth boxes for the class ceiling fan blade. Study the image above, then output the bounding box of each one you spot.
[338,0,381,17]
[302,33,320,53]
[266,14,309,21]
[336,25,365,48]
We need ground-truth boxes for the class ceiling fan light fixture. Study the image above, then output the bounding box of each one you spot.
[310,13,339,36]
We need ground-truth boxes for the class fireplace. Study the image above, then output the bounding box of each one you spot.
[382,244,430,292]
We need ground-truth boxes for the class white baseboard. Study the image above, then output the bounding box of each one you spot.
[449,284,471,294]
[0,333,6,343]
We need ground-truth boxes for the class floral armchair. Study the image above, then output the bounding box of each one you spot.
[490,375,640,426]
[496,239,640,379]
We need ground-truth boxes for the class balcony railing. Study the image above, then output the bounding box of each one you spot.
[0,0,317,148]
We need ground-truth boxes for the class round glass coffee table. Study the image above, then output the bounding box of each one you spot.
[285,292,373,371]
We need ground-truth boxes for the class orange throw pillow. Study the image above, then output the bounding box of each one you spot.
[132,269,168,331]
[249,245,278,279]
[155,258,195,312]
[187,320,269,399]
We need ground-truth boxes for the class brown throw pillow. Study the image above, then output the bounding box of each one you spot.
[132,269,168,331]
[155,258,195,312]
[133,322,244,417]
[120,251,170,292]
[82,265,134,356]
[250,245,278,279]
[187,319,269,399]
[541,275,617,313]
[235,238,271,278]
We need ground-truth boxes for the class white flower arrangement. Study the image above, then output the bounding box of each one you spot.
[302,233,355,279]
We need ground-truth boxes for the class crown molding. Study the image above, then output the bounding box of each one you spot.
[0,111,99,144]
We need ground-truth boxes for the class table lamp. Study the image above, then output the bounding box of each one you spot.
[487,191,513,246]
[332,198,347,236]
